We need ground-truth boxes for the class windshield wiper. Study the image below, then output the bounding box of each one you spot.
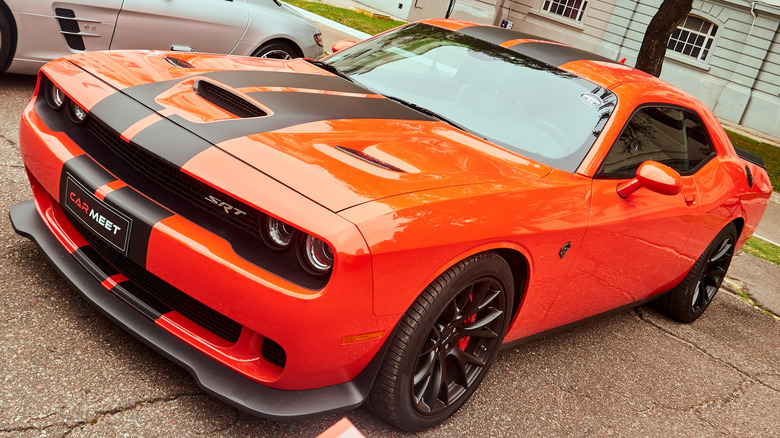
[306,60,354,82]
[382,95,470,132]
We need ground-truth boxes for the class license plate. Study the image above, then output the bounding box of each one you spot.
[64,174,132,253]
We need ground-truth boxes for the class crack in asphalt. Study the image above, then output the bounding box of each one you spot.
[0,162,24,168]
[59,392,207,436]
[632,307,780,397]
[0,392,205,436]
[0,134,19,149]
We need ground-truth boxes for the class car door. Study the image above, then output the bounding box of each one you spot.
[110,0,249,54]
[541,106,716,328]
[9,0,122,67]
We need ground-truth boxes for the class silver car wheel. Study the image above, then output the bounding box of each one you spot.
[261,49,293,60]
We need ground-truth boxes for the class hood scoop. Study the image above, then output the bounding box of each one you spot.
[165,56,194,69]
[193,80,267,118]
[335,145,407,173]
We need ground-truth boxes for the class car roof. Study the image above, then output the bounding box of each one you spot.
[421,19,703,109]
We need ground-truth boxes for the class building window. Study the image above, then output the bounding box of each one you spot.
[667,16,718,61]
[542,0,588,22]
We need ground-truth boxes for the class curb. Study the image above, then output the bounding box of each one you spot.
[353,7,397,21]
[285,3,372,41]
[723,277,780,321]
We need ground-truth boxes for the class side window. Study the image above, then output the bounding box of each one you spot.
[599,107,715,178]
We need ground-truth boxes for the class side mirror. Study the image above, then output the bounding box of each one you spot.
[616,161,682,198]
[331,40,357,53]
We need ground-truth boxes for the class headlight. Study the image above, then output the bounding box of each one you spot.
[67,99,88,124]
[45,82,65,111]
[261,215,296,250]
[299,234,334,275]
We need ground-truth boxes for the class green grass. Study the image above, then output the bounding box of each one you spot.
[285,0,405,35]
[726,130,780,192]
[743,236,780,267]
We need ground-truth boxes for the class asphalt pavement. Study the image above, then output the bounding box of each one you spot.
[1,18,779,437]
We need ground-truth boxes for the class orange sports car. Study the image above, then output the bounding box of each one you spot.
[10,19,771,431]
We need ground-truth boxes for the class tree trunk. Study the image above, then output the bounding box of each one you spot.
[635,0,693,77]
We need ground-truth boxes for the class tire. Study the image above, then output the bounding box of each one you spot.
[252,40,299,60]
[368,252,515,431]
[0,3,15,72]
[656,223,737,323]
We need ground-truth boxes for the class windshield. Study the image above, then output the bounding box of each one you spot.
[325,23,616,172]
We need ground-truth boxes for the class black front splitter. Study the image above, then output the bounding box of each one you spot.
[9,200,384,420]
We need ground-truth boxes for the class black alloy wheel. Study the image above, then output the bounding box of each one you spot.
[657,223,737,323]
[691,233,734,313]
[369,252,514,431]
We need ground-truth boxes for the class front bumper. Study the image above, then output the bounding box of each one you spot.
[10,200,384,419]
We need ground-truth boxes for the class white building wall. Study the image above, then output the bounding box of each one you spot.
[358,0,780,137]
[596,0,780,138]
[497,0,617,51]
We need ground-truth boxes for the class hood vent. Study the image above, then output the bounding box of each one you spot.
[193,80,268,118]
[335,146,406,172]
[165,56,194,69]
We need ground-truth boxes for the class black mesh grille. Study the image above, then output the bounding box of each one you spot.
[55,8,85,51]
[86,118,263,238]
[262,338,287,368]
[66,211,243,343]
[194,80,268,118]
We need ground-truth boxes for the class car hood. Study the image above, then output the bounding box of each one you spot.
[70,51,551,211]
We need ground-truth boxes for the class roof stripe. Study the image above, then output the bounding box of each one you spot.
[457,25,616,67]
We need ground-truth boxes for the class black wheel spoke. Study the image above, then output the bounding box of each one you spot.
[416,355,445,411]
[461,282,500,320]
[448,350,470,388]
[701,274,719,289]
[705,264,726,278]
[413,350,436,386]
[694,281,712,309]
[710,239,733,263]
[463,308,502,339]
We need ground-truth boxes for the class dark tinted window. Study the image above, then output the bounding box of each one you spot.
[599,107,715,177]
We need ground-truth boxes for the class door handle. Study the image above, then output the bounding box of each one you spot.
[684,193,696,204]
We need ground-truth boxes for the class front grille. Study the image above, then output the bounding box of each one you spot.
[65,211,243,343]
[55,8,85,51]
[262,338,287,368]
[194,80,268,118]
[86,118,262,238]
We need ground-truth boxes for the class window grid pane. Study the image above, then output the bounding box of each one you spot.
[542,0,587,22]
[667,15,718,62]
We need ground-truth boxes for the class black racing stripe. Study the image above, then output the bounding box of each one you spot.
[88,90,157,136]
[103,186,173,267]
[60,155,116,194]
[507,41,616,67]
[59,155,173,268]
[111,281,169,321]
[72,246,120,280]
[204,70,371,93]
[457,25,550,46]
[128,117,214,168]
[169,91,435,146]
[118,70,374,112]
[456,25,616,67]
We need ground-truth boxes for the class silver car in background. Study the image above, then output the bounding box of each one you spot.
[0,0,323,75]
